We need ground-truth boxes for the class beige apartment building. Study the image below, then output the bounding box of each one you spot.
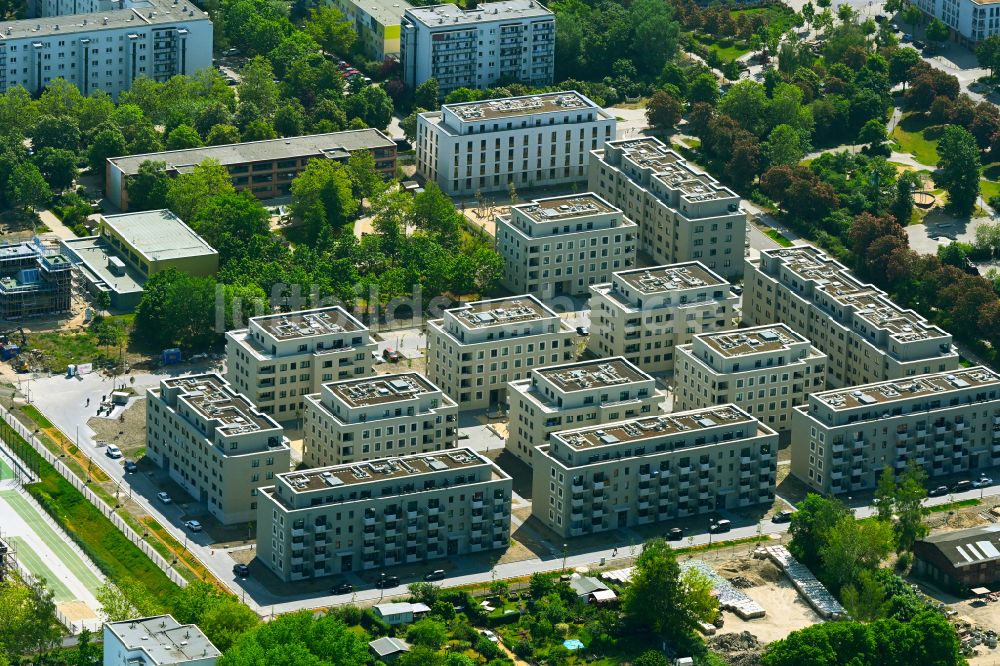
[744,245,959,388]
[426,295,576,410]
[791,367,1000,495]
[496,193,637,300]
[675,324,827,432]
[588,137,746,280]
[145,374,290,525]
[302,372,458,467]
[532,405,778,538]
[588,262,738,374]
[226,307,377,420]
[506,357,660,464]
[256,449,512,582]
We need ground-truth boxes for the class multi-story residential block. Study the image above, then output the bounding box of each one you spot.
[0,0,212,97]
[496,193,636,299]
[0,237,72,319]
[106,129,396,210]
[589,137,746,280]
[416,91,615,196]
[426,294,576,410]
[302,372,458,467]
[400,0,554,95]
[744,245,959,388]
[791,366,1000,495]
[257,448,512,581]
[103,615,220,666]
[145,373,290,525]
[911,0,996,45]
[588,262,738,374]
[675,324,827,432]
[331,0,412,61]
[506,357,660,464]
[226,307,377,420]
[532,405,778,538]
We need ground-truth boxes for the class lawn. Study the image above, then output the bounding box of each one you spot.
[734,5,800,34]
[766,228,794,247]
[928,498,981,513]
[891,114,940,167]
[692,33,752,61]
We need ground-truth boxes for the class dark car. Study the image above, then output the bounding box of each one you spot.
[771,510,794,523]
[123,459,138,473]
[576,326,589,336]
[953,480,973,493]
[331,582,354,594]
[710,519,732,533]
[394,137,412,152]
[377,575,400,588]
[913,39,926,49]
[233,563,249,578]
[668,527,684,540]
[424,569,446,581]
[928,485,949,497]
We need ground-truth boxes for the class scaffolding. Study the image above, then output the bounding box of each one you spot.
[0,237,73,319]
[0,532,15,583]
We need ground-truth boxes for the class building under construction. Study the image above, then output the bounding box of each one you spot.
[0,238,73,319]
[0,532,15,583]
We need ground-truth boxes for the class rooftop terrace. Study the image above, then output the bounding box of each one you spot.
[279,449,491,492]
[446,91,593,122]
[514,193,617,224]
[537,358,650,392]
[327,373,439,407]
[813,367,1000,411]
[699,325,807,358]
[253,307,364,339]
[555,406,756,450]
[616,263,725,294]
[163,374,277,435]
[450,295,554,329]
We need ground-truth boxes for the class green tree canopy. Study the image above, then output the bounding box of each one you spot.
[935,125,981,216]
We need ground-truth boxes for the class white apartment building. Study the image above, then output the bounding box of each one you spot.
[506,357,660,464]
[744,245,959,389]
[416,91,616,196]
[427,294,577,410]
[0,0,212,97]
[400,0,554,95]
[912,0,998,45]
[589,262,738,374]
[145,374,290,525]
[532,405,778,538]
[589,137,746,280]
[675,324,827,432]
[256,448,512,582]
[226,307,377,420]
[496,193,637,299]
[103,615,220,666]
[791,367,1000,495]
[302,372,458,467]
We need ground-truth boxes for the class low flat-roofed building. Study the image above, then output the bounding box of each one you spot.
[745,244,959,388]
[0,237,72,319]
[426,294,576,410]
[588,262,738,374]
[103,615,220,666]
[146,373,290,524]
[791,366,1000,496]
[532,405,777,538]
[506,357,660,464]
[106,129,396,210]
[369,636,411,662]
[62,210,218,311]
[675,324,827,432]
[913,525,1000,591]
[226,306,377,420]
[302,371,458,467]
[256,448,512,581]
[496,193,637,299]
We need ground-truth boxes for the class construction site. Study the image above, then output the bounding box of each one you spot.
[0,237,72,320]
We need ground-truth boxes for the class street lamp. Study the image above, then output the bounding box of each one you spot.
[562,543,568,572]
[708,522,714,548]
[379,571,386,601]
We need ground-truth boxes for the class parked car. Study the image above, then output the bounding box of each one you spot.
[123,459,138,473]
[184,520,203,532]
[973,476,994,489]
[576,326,589,336]
[902,33,913,42]
[424,569,446,581]
[394,137,412,152]
[481,629,499,643]
[771,510,794,523]
[331,581,354,594]
[105,444,123,459]
[952,480,973,493]
[377,575,400,588]
[233,563,249,577]
[928,485,949,497]
[382,347,401,363]
[156,491,172,504]
[730,285,744,296]
[710,519,732,533]
[668,527,684,540]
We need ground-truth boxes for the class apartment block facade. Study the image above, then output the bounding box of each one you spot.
[744,245,959,388]
[330,0,412,61]
[588,262,738,374]
[506,357,660,464]
[416,91,616,196]
[532,405,778,538]
[400,0,554,95]
[145,374,290,525]
[226,307,377,420]
[496,193,636,299]
[791,367,1000,495]
[257,449,512,582]
[426,294,576,410]
[588,137,746,280]
[0,0,211,97]
[302,372,458,467]
[675,324,827,432]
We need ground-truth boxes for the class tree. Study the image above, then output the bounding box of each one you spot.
[841,569,888,621]
[133,269,218,350]
[412,182,461,248]
[242,119,277,141]
[165,124,203,150]
[166,159,235,222]
[290,160,358,241]
[217,611,370,666]
[726,138,762,190]
[32,147,78,191]
[978,35,1000,77]
[238,57,280,116]
[344,86,394,130]
[303,6,356,56]
[889,47,923,88]
[819,515,894,592]
[935,125,981,216]
[788,493,851,570]
[8,161,50,213]
[925,18,950,50]
[0,578,61,660]
[127,160,170,211]
[687,72,720,106]
[415,78,440,109]
[29,114,80,152]
[633,651,670,666]
[622,538,719,641]
[719,80,769,136]
[903,4,923,34]
[274,101,307,137]
[206,124,242,146]
[407,582,440,606]
[88,125,128,177]
[764,124,805,167]
[858,118,888,148]
[875,461,930,553]
[346,150,385,207]
[407,618,448,649]
[645,90,683,131]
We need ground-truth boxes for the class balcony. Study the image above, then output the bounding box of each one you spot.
[363,516,375,526]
